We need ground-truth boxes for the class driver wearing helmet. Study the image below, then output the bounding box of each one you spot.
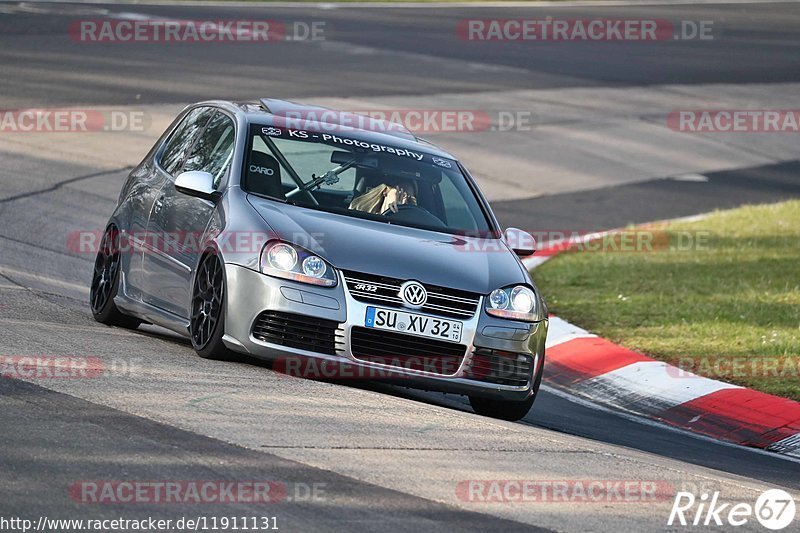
[349,178,417,214]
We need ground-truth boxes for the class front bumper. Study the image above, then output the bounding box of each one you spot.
[223,264,547,401]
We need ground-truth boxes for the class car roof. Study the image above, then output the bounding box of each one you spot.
[231,98,458,160]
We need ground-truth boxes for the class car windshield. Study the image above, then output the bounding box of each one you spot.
[243,123,493,236]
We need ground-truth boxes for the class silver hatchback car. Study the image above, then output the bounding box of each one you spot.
[90,99,548,421]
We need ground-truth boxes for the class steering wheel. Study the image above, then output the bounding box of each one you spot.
[381,204,446,228]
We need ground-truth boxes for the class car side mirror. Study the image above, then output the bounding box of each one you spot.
[175,171,221,202]
[504,227,536,257]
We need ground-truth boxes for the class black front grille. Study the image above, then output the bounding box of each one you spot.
[343,270,480,319]
[465,348,533,387]
[350,326,466,375]
[252,311,342,355]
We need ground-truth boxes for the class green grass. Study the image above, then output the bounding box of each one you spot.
[532,200,800,400]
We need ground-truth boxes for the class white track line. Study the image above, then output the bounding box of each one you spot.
[545,315,596,348]
[576,360,742,409]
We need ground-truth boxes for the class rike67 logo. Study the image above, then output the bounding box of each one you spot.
[668,489,796,530]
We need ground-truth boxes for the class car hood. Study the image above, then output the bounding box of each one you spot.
[246,195,528,293]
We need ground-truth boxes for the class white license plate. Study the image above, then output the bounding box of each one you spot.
[365,307,462,343]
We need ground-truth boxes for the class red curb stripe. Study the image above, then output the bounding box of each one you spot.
[660,388,800,447]
[546,337,652,381]
[658,407,785,448]
[543,360,599,387]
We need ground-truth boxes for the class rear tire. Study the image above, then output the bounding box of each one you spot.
[190,252,239,361]
[90,225,141,329]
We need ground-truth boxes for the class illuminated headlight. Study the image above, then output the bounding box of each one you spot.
[486,285,540,321]
[267,243,297,271]
[261,241,337,287]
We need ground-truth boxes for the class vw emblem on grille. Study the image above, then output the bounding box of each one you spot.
[400,281,428,308]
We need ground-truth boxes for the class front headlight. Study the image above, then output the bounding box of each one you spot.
[486,285,540,322]
[260,241,337,287]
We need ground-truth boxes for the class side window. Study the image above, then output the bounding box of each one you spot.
[160,107,215,176]
[183,112,236,188]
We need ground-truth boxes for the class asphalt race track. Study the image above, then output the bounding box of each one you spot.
[1,1,799,531]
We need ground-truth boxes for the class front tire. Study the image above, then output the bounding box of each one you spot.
[469,395,535,421]
[190,252,238,361]
[469,353,544,421]
[90,225,141,329]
